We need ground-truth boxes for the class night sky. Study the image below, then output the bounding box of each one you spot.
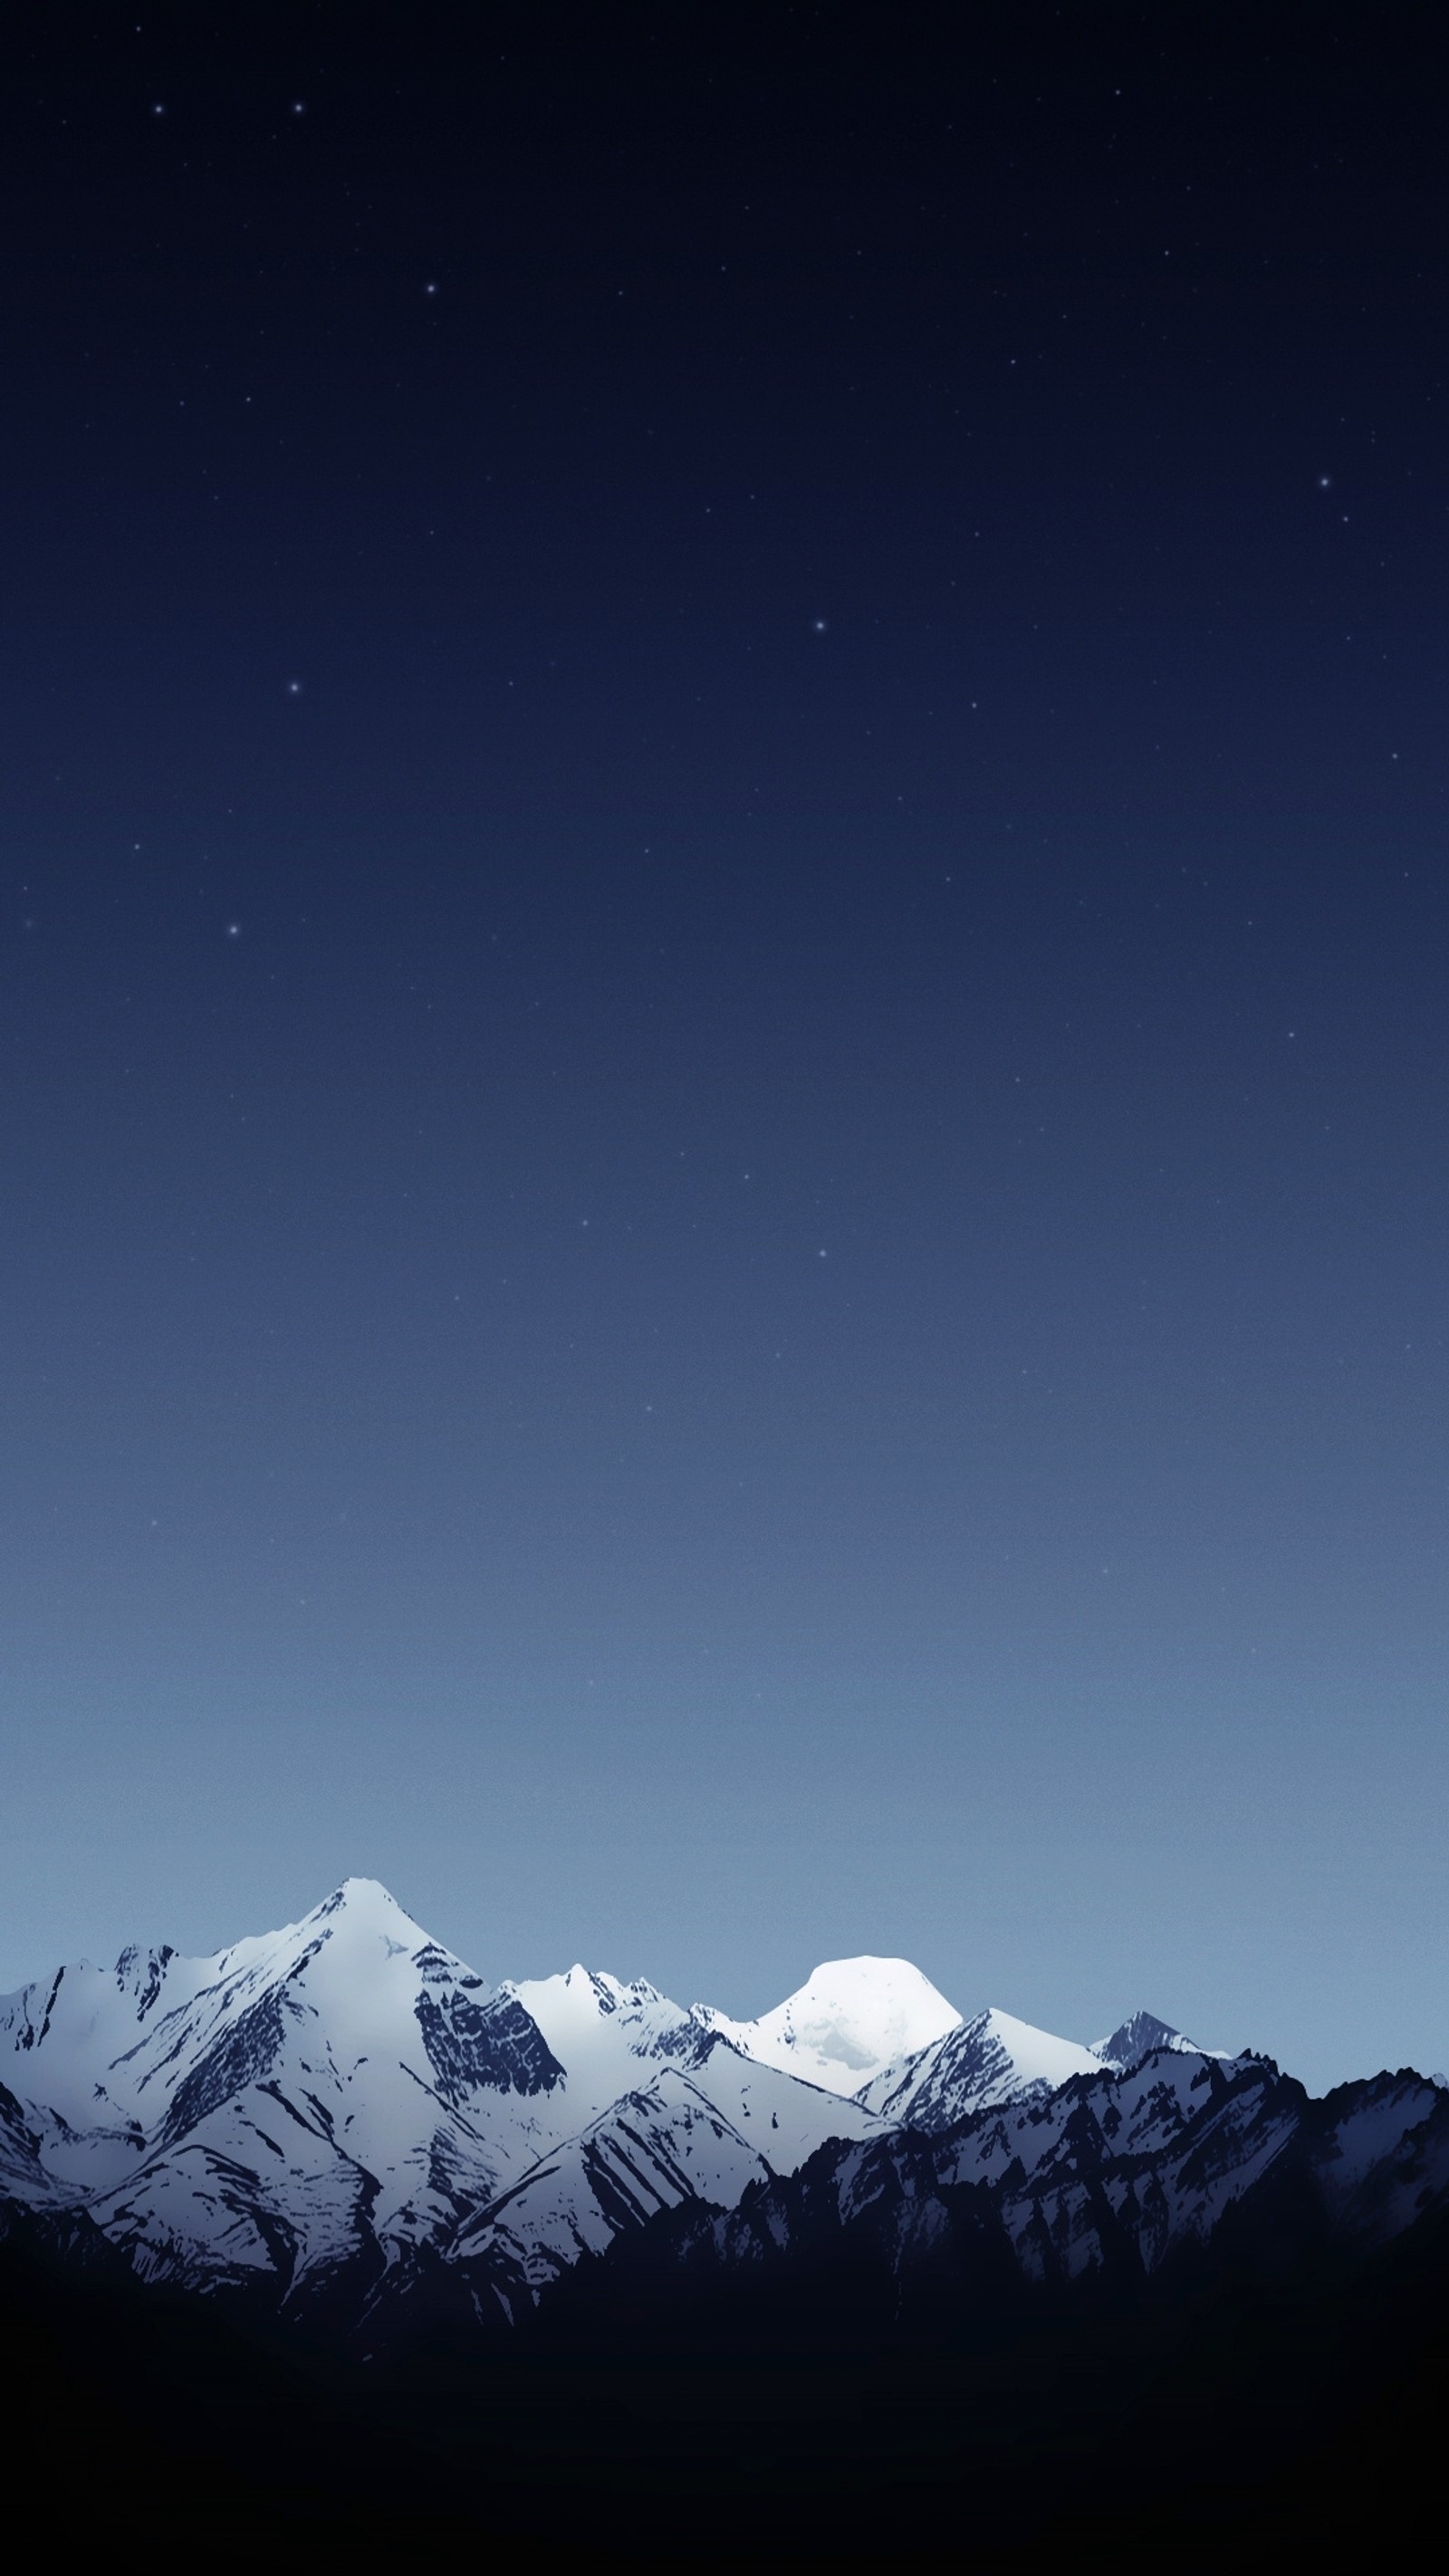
[3,10,1444,2089]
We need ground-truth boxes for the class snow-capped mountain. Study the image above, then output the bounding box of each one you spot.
[1093,2009,1229,2072]
[0,1881,890,2306]
[856,2004,1103,2127]
[1,1879,1444,2343]
[0,1880,571,2295]
[696,1955,961,2095]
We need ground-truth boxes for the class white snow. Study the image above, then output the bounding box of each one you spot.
[696,1956,962,2096]
[502,1964,699,2121]
[858,2004,1102,2127]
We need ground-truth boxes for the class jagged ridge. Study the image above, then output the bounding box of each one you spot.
[1,1879,1444,2343]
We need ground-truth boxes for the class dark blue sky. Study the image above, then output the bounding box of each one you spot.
[3,9,1444,2088]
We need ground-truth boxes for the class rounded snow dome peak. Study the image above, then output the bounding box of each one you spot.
[801,1952,943,1985]
[784,1956,962,2042]
[704,1954,963,2096]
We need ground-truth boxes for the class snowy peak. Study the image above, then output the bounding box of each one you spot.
[859,2004,1102,2129]
[698,1956,963,2097]
[1094,2009,1228,2073]
[501,1963,705,2119]
[0,1879,553,2167]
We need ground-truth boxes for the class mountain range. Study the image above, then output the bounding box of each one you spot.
[4,1874,1444,2343]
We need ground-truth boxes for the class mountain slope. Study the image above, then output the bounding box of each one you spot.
[857,2004,1102,2128]
[448,2041,891,2316]
[689,2048,1449,2300]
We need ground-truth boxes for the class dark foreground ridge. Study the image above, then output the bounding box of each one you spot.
[5,2153,1447,2558]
